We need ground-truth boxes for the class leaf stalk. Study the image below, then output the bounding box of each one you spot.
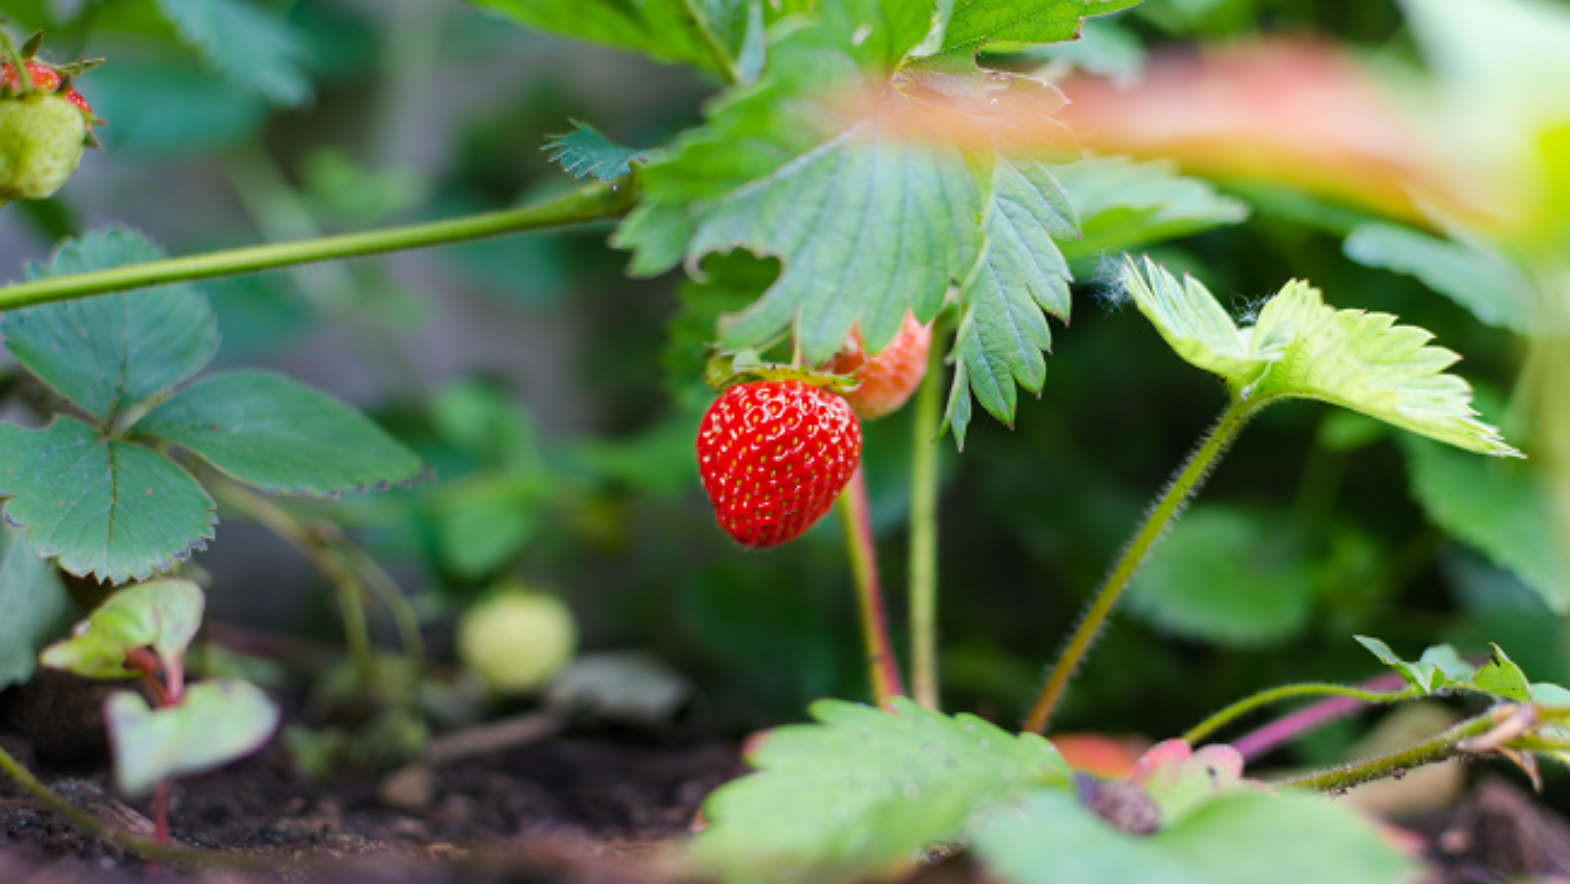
[1183,681,1422,746]
[909,326,946,709]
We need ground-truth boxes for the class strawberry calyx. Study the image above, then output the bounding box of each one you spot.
[1,32,101,128]
[704,348,861,396]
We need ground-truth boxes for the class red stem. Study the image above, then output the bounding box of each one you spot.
[124,646,182,849]
[839,468,906,704]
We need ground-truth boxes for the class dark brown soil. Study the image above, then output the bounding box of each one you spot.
[0,724,742,883]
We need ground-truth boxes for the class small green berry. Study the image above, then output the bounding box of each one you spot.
[0,93,86,201]
[456,584,577,695]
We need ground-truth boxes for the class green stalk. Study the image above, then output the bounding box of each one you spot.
[0,180,635,312]
[1273,709,1498,792]
[1182,682,1422,745]
[1025,397,1258,733]
[678,0,743,85]
[839,467,906,705]
[908,330,945,710]
[0,29,31,93]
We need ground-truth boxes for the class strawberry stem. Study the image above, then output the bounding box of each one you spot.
[0,179,636,312]
[0,29,32,94]
[838,467,906,705]
[1182,676,1419,747]
[908,325,946,710]
[1024,396,1258,734]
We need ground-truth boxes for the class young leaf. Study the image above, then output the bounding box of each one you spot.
[106,678,281,797]
[544,120,655,182]
[1404,435,1568,612]
[1126,506,1316,648]
[6,229,219,425]
[973,789,1413,884]
[40,580,205,680]
[1055,155,1248,261]
[1343,222,1537,334]
[132,370,425,497]
[1354,635,1447,692]
[153,0,313,106]
[694,697,1070,884]
[1119,256,1521,458]
[0,527,80,691]
[1473,644,1533,702]
[0,419,216,584]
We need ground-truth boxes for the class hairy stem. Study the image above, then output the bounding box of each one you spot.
[839,467,906,705]
[1273,709,1499,792]
[0,180,635,311]
[1025,397,1257,733]
[1184,680,1421,746]
[1233,672,1411,759]
[908,330,946,710]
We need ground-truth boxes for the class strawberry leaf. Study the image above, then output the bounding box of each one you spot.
[973,789,1414,884]
[6,229,219,427]
[1343,222,1537,334]
[132,370,425,497]
[1404,433,1568,612]
[694,697,1070,884]
[153,0,313,106]
[106,678,280,797]
[468,0,818,76]
[1119,256,1521,458]
[0,418,215,584]
[0,526,79,691]
[544,120,656,182]
[1056,156,1248,261]
[926,0,1148,72]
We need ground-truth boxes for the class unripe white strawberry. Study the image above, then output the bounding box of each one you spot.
[0,92,86,202]
[456,584,577,695]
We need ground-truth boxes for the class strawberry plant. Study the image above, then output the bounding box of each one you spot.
[0,0,1565,881]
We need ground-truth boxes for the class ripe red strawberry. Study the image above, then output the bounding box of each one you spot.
[697,380,862,548]
[829,313,932,420]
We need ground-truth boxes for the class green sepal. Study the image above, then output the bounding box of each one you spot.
[704,349,860,395]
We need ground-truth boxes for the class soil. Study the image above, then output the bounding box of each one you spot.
[4,715,1570,884]
[0,721,742,884]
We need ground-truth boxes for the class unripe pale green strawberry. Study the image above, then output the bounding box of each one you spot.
[456,584,577,695]
[0,93,86,201]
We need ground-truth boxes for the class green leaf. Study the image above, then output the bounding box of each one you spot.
[1055,156,1248,261]
[1127,506,1316,647]
[468,0,817,74]
[0,419,216,584]
[1354,635,1446,692]
[133,370,425,497]
[429,473,550,580]
[1473,643,1533,702]
[697,108,983,363]
[1354,635,1535,702]
[544,120,655,182]
[6,229,219,425]
[1404,434,1568,612]
[0,527,79,691]
[105,678,280,796]
[664,254,779,410]
[154,0,313,106]
[1119,256,1521,458]
[1343,222,1537,334]
[40,580,205,680]
[930,0,1147,69]
[1117,255,1272,380]
[694,697,1069,884]
[974,789,1413,884]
